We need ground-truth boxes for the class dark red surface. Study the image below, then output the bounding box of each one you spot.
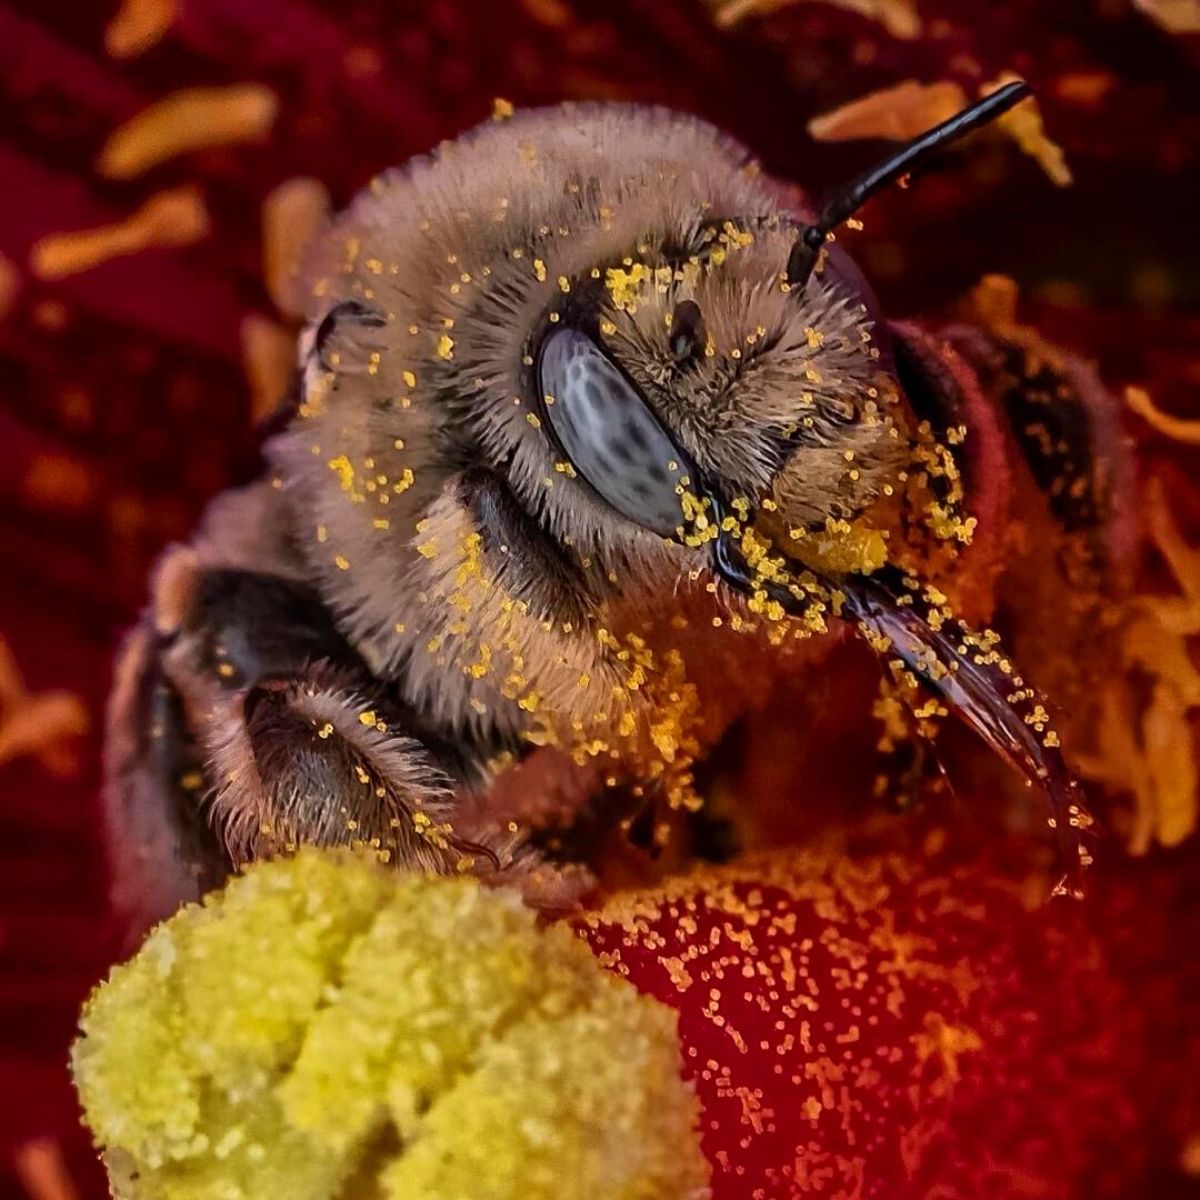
[582,830,1200,1199]
[0,1,1197,1196]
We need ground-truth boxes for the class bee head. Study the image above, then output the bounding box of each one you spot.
[534,84,1033,566]
[532,223,903,552]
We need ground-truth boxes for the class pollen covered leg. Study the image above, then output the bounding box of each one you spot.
[941,289,1135,582]
[105,548,509,937]
[205,662,489,873]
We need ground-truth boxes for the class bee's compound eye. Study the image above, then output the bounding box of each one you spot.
[538,327,692,538]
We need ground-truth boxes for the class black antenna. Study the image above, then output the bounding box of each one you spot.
[786,80,1033,290]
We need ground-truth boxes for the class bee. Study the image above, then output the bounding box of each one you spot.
[106,85,1110,930]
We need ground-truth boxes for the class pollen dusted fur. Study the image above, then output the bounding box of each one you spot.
[104,100,1106,924]
[275,105,901,737]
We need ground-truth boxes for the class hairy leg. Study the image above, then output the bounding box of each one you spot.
[105,620,229,934]
[104,546,495,937]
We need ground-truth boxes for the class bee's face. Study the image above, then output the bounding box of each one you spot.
[286,106,910,605]
[533,226,906,548]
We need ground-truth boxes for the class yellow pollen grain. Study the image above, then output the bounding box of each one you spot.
[327,454,356,492]
[605,263,651,313]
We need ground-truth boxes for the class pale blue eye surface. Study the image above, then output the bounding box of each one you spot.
[538,327,690,538]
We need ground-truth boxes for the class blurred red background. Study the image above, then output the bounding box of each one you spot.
[0,1,1197,1197]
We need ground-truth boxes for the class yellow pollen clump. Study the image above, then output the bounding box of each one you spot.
[327,454,356,493]
[436,334,454,360]
[605,263,652,313]
[720,220,754,249]
[72,851,706,1200]
[785,517,889,576]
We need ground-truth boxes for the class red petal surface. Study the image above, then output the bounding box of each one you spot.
[582,829,1200,1198]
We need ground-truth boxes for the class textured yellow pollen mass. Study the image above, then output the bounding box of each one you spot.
[72,850,707,1200]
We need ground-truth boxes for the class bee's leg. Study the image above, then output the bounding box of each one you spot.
[892,313,1135,596]
[888,319,1013,616]
[890,314,1134,753]
[105,547,500,937]
[104,618,232,937]
[940,321,1135,584]
[203,661,492,875]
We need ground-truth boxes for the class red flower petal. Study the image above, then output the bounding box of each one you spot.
[582,831,1193,1197]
